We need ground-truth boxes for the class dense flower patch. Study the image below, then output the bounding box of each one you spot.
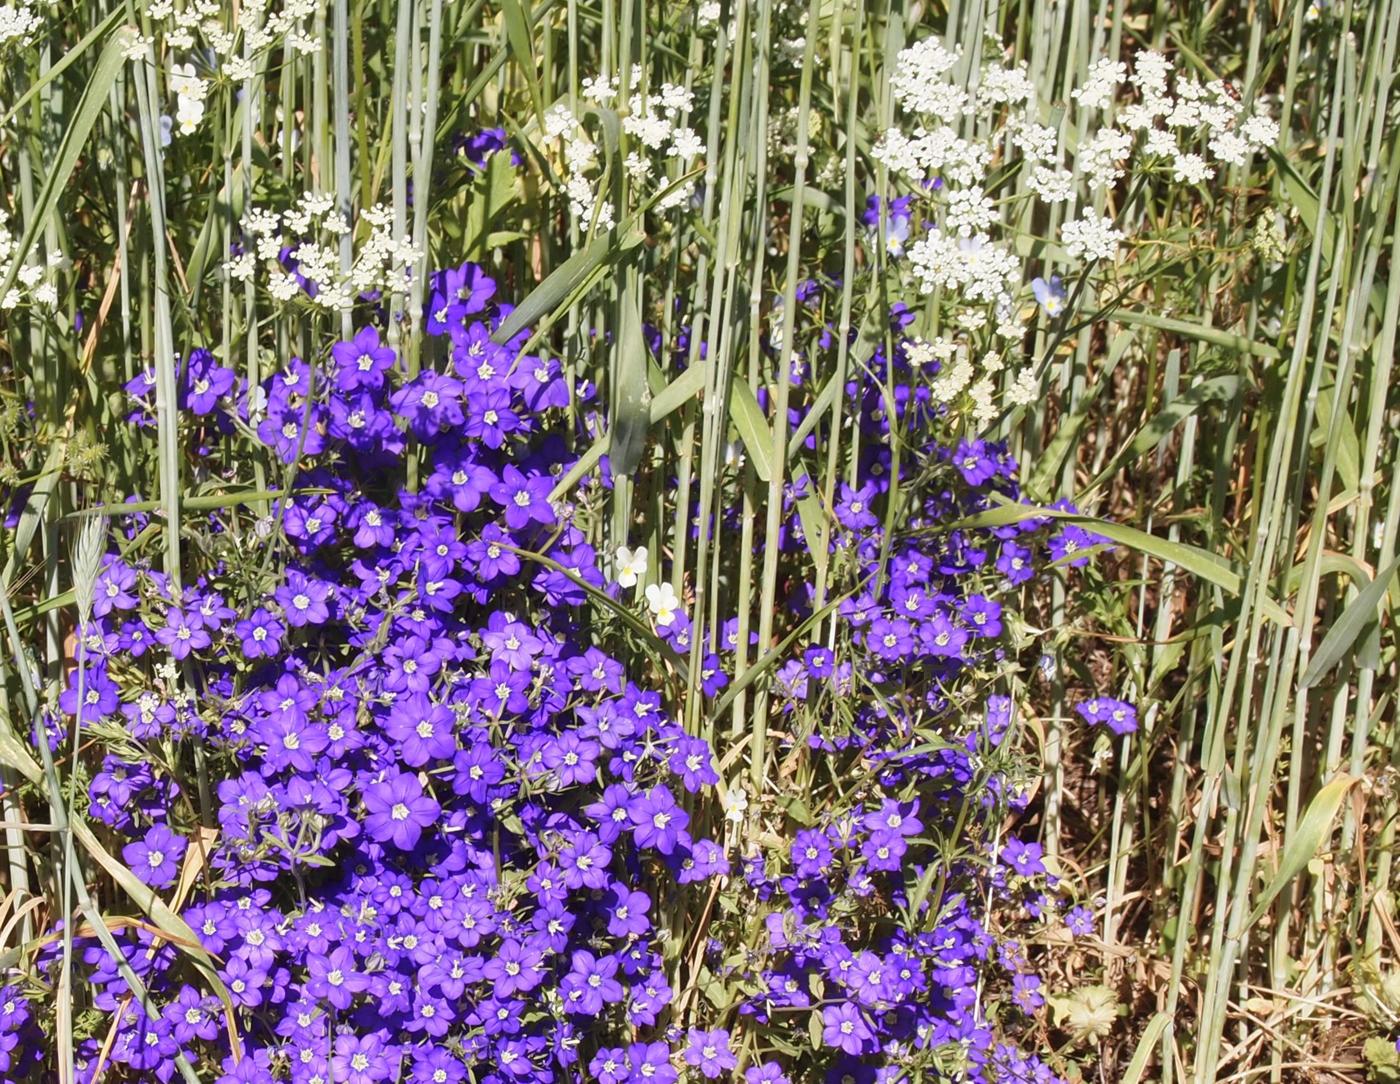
[0,248,1136,1084]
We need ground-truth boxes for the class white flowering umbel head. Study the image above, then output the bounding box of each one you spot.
[869,42,1280,432]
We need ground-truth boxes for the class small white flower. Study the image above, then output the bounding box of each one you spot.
[645,582,681,626]
[1061,209,1124,262]
[614,545,648,589]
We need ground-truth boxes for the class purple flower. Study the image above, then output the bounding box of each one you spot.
[332,325,396,391]
[361,771,440,849]
[561,949,623,1016]
[589,1047,631,1084]
[1002,838,1045,877]
[122,824,186,888]
[1065,905,1094,937]
[626,1041,677,1084]
[305,945,368,1010]
[489,466,556,529]
[385,694,457,766]
[604,885,651,938]
[275,570,332,627]
[541,730,600,787]
[482,937,545,997]
[667,735,718,792]
[628,785,688,855]
[154,608,211,660]
[235,608,285,659]
[821,1001,874,1055]
[332,1032,390,1084]
[185,348,237,414]
[1074,696,1138,735]
[558,830,612,890]
[684,1028,737,1079]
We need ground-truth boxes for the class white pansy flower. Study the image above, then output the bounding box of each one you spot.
[645,582,681,627]
[614,546,648,589]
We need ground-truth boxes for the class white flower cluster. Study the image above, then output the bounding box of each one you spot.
[143,0,320,77]
[0,212,63,311]
[545,67,705,232]
[872,42,1281,429]
[0,0,40,49]
[225,195,420,312]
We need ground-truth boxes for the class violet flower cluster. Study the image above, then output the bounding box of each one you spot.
[8,242,1133,1084]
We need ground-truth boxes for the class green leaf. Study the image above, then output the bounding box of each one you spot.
[499,0,546,128]
[1269,147,1337,266]
[1111,309,1282,359]
[1299,555,1400,688]
[0,26,134,305]
[548,364,707,502]
[609,280,651,478]
[729,381,774,482]
[1028,329,1132,496]
[492,228,642,345]
[0,6,125,125]
[956,501,1291,625]
[1086,375,1240,493]
[1246,774,1356,927]
[1121,1012,1172,1084]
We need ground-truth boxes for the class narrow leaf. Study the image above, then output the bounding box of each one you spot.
[1246,774,1356,927]
[729,381,774,483]
[1300,555,1400,688]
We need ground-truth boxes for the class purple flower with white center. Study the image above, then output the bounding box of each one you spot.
[361,771,440,849]
[589,1046,630,1084]
[385,694,457,766]
[482,937,545,997]
[626,1041,678,1084]
[561,950,623,1016]
[274,570,332,627]
[1065,905,1094,937]
[835,481,879,530]
[450,743,505,804]
[628,785,688,855]
[1012,972,1044,1013]
[154,607,211,660]
[542,731,600,787]
[745,1064,791,1084]
[667,735,718,792]
[411,1045,466,1083]
[1074,696,1139,735]
[464,386,521,448]
[603,884,651,938]
[821,1001,875,1055]
[391,370,465,438]
[305,945,368,1010]
[791,828,833,878]
[331,325,396,391]
[558,830,611,890]
[235,608,284,659]
[121,824,186,888]
[184,348,237,414]
[684,1028,737,1079]
[332,1032,390,1084]
[489,465,556,529]
[1002,837,1045,877]
[257,403,327,463]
